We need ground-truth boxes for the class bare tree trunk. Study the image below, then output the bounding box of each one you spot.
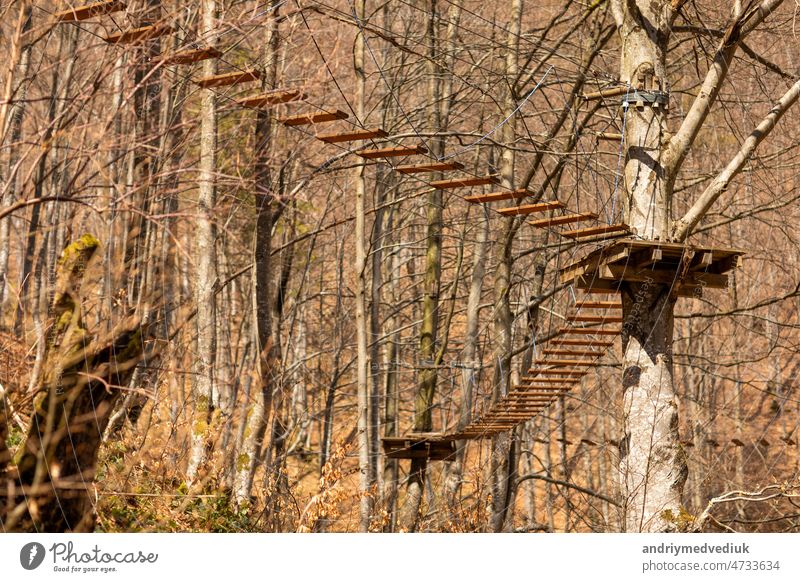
[233,8,282,506]
[489,0,523,532]
[187,0,219,485]
[0,4,32,314]
[353,0,373,532]
[612,0,687,532]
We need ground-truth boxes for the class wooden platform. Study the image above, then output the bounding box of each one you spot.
[318,128,388,143]
[196,69,260,88]
[356,145,427,159]
[395,161,464,174]
[56,1,126,22]
[529,212,596,228]
[430,176,498,189]
[560,238,744,295]
[161,47,222,65]
[497,201,564,216]
[104,23,172,44]
[464,189,530,204]
[238,90,306,108]
[382,433,457,461]
[279,110,349,126]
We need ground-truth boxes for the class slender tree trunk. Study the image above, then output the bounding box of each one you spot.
[232,8,282,506]
[353,0,373,532]
[187,0,219,485]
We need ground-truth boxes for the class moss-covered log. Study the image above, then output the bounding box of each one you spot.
[1,235,145,532]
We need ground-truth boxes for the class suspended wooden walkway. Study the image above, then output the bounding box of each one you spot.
[67,9,753,461]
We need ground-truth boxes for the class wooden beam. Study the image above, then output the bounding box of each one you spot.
[529,212,597,228]
[525,370,587,376]
[533,359,604,367]
[104,23,172,44]
[598,264,729,288]
[317,128,389,143]
[195,69,260,88]
[561,223,631,240]
[573,300,622,309]
[516,377,581,384]
[464,189,531,204]
[582,85,631,100]
[279,110,349,126]
[160,47,222,65]
[394,161,464,174]
[566,314,623,323]
[557,327,621,336]
[237,90,306,108]
[56,1,126,22]
[496,201,564,216]
[549,339,614,347]
[542,349,604,357]
[430,176,498,189]
[356,145,427,159]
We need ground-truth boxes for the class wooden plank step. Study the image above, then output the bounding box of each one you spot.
[430,176,498,189]
[160,47,222,65]
[279,110,349,126]
[104,23,172,44]
[517,377,581,384]
[56,1,126,22]
[574,300,622,309]
[533,359,603,367]
[238,90,306,108]
[529,212,597,228]
[496,201,564,216]
[318,128,389,143]
[542,349,604,357]
[356,145,427,159]
[464,189,531,204]
[549,339,614,347]
[526,369,587,376]
[562,223,631,239]
[395,161,464,174]
[196,69,260,88]
[558,327,621,336]
[508,389,570,396]
[567,315,624,323]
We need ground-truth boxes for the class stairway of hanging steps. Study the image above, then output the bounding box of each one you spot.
[56,2,751,460]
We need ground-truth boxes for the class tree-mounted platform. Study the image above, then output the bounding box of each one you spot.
[382,433,457,461]
[560,238,744,296]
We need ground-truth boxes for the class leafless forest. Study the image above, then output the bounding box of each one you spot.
[1,0,799,533]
